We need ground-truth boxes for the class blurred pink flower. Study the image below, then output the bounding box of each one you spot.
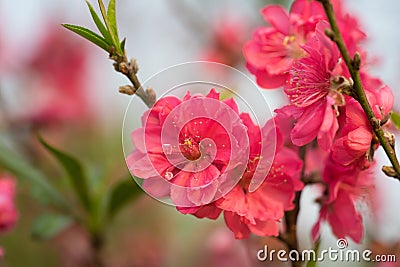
[202,228,251,267]
[0,175,17,232]
[24,25,92,126]
[0,25,4,73]
[202,17,247,67]
[0,174,18,257]
[330,0,366,55]
[312,159,375,243]
[127,89,249,207]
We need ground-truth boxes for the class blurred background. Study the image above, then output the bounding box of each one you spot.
[0,0,399,266]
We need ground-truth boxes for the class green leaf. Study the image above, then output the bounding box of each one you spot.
[97,0,108,24]
[0,144,69,211]
[62,24,110,52]
[306,239,321,267]
[97,0,120,53]
[107,176,142,220]
[38,136,91,211]
[391,111,400,130]
[86,0,113,44]
[32,213,73,241]
[120,38,126,52]
[107,0,119,42]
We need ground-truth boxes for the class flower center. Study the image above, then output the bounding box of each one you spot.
[283,35,306,59]
[238,155,262,193]
[286,59,331,107]
[180,137,201,160]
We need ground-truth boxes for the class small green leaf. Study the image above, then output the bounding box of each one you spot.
[97,0,120,53]
[62,24,110,52]
[32,213,73,241]
[391,111,400,130]
[306,239,321,267]
[39,136,91,211]
[0,144,69,211]
[107,0,119,42]
[86,1,113,44]
[97,0,108,23]
[120,38,126,52]
[107,177,142,220]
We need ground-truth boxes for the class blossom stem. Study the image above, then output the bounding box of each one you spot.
[112,52,156,108]
[91,233,105,267]
[281,146,307,267]
[318,0,400,179]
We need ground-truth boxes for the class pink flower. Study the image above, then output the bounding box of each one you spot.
[24,25,92,126]
[0,175,18,257]
[202,228,251,267]
[312,189,364,243]
[312,160,375,243]
[0,175,18,232]
[278,21,349,150]
[0,25,4,73]
[330,0,366,55]
[243,1,323,89]
[180,115,303,239]
[202,17,247,67]
[284,20,343,107]
[127,89,250,207]
[219,116,303,239]
[244,0,365,89]
[332,84,393,166]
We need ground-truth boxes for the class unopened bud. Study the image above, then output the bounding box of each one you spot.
[353,52,361,70]
[130,58,139,74]
[119,62,129,75]
[381,111,392,126]
[146,86,156,105]
[325,29,335,41]
[384,131,395,148]
[382,166,399,178]
[119,85,135,95]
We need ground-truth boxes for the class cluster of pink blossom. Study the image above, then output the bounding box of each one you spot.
[128,89,303,239]
[244,0,393,242]
[0,174,18,256]
[128,0,394,243]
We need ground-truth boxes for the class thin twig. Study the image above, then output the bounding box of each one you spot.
[91,233,104,267]
[111,50,156,108]
[280,146,307,267]
[317,0,400,180]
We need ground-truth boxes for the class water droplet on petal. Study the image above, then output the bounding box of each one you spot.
[165,171,174,180]
[162,144,173,155]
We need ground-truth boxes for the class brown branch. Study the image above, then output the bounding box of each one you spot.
[280,145,307,267]
[111,49,156,108]
[318,0,400,180]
